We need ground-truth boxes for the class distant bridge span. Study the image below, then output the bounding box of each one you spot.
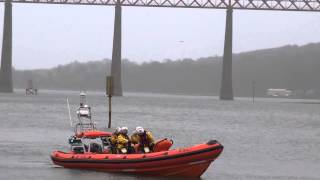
[1,0,320,11]
[1,0,319,99]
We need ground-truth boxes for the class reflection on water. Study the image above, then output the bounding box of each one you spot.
[0,90,319,180]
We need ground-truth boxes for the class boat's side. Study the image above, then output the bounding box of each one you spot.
[51,140,223,177]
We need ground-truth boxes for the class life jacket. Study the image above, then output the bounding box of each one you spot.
[110,134,119,145]
[123,134,132,146]
[109,134,119,154]
[139,131,149,147]
[131,131,154,151]
[115,134,133,151]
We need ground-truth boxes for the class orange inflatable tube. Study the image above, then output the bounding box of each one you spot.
[51,140,223,177]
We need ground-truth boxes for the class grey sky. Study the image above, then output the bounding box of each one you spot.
[1,3,320,69]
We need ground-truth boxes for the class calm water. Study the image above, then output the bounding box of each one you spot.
[0,90,319,180]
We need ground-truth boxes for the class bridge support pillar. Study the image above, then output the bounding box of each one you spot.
[219,8,233,100]
[0,0,13,93]
[110,0,123,96]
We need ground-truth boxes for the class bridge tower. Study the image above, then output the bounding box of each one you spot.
[219,6,233,100]
[110,0,123,96]
[0,0,13,93]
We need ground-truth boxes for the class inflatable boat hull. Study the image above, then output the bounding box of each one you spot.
[51,140,223,177]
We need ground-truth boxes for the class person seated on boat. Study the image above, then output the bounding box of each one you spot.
[118,127,135,154]
[131,126,155,153]
[114,127,132,154]
[109,127,121,154]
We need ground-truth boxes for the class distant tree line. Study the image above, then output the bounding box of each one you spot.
[13,43,320,98]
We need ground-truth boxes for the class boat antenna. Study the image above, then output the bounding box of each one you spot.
[66,97,73,127]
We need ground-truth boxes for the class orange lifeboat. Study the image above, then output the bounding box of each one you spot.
[51,138,223,177]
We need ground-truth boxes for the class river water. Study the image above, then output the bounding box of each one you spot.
[0,90,319,180]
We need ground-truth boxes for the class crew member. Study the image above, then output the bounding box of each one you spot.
[109,127,121,154]
[115,127,131,154]
[131,126,155,153]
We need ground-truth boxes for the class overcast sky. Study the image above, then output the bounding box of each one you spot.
[0,3,320,69]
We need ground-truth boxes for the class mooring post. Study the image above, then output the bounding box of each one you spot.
[110,0,123,96]
[0,0,13,93]
[106,76,113,129]
[252,81,255,103]
[219,5,234,100]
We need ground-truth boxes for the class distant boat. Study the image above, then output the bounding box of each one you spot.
[25,79,38,95]
[267,88,292,97]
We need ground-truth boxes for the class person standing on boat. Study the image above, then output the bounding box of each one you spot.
[131,126,155,153]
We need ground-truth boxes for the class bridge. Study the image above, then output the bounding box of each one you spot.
[1,0,319,99]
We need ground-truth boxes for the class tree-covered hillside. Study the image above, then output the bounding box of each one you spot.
[12,43,320,98]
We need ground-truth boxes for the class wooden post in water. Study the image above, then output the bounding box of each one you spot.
[252,81,256,104]
[106,76,113,128]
